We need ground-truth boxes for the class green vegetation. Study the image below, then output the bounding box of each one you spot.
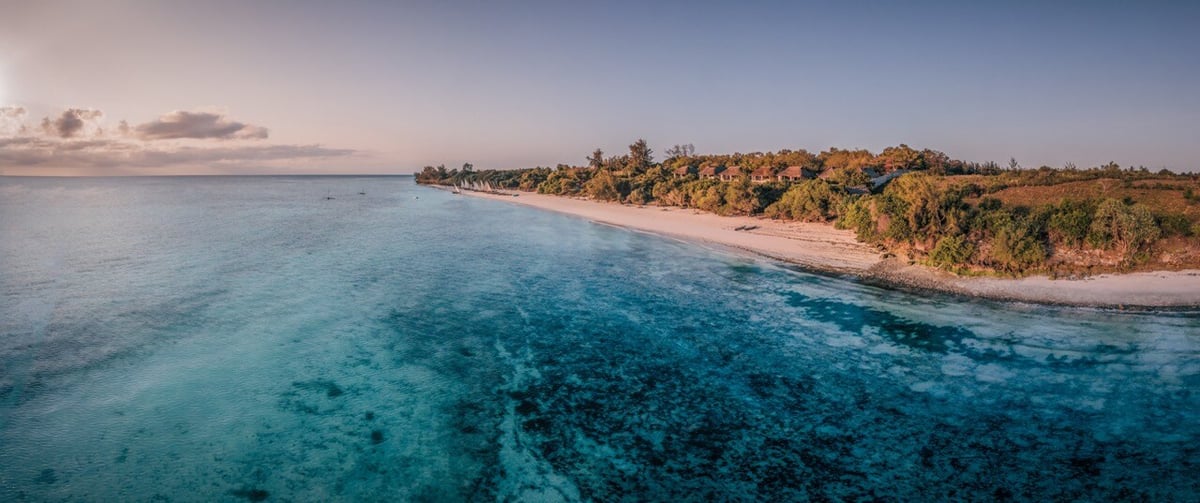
[416,141,1200,276]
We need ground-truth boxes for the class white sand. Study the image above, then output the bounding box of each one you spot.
[943,268,1200,307]
[456,189,1200,308]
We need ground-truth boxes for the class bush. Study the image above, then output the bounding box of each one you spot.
[627,187,650,205]
[695,185,725,213]
[836,197,879,243]
[1087,198,1160,259]
[978,197,1002,211]
[723,177,762,215]
[584,170,623,201]
[764,179,844,221]
[990,225,1047,273]
[827,167,871,187]
[1046,200,1094,247]
[1157,214,1193,237]
[929,235,976,268]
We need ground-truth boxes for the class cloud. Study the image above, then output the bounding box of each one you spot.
[1,106,28,135]
[0,106,25,117]
[0,105,356,171]
[42,108,104,138]
[0,136,353,168]
[134,110,269,140]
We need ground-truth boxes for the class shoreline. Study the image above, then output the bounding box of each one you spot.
[444,187,1200,308]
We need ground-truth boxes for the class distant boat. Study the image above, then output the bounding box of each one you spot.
[324,191,335,200]
[358,190,366,195]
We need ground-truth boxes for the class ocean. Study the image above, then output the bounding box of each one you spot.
[1,176,1197,501]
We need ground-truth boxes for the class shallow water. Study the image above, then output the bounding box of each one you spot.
[1,176,1197,501]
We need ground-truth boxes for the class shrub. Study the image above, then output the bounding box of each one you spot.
[695,185,725,213]
[978,197,1002,211]
[584,170,623,201]
[1046,200,1094,247]
[990,225,1047,273]
[627,187,650,205]
[764,179,843,221]
[1157,214,1193,237]
[1087,199,1160,259]
[827,167,871,187]
[929,235,976,268]
[724,177,770,215]
[836,197,880,243]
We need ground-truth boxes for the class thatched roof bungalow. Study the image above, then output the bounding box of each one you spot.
[750,166,775,182]
[718,166,744,182]
[776,165,813,182]
[698,165,726,179]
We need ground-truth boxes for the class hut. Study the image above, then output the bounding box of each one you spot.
[698,165,726,179]
[750,166,775,183]
[672,165,697,178]
[776,165,813,182]
[718,166,744,182]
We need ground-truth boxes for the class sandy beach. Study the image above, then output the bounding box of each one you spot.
[457,189,1200,308]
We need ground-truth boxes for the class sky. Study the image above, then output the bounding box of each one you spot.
[1,0,1198,175]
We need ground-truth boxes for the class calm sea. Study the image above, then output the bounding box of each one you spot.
[1,176,1197,501]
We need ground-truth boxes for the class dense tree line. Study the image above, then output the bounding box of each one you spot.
[416,141,1200,276]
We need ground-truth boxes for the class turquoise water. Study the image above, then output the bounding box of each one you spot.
[1,176,1197,501]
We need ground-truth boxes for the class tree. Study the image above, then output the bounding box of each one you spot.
[876,144,921,171]
[462,162,473,172]
[665,143,695,159]
[828,167,871,187]
[921,149,951,174]
[818,148,874,171]
[1008,157,1020,170]
[587,148,604,169]
[629,139,653,172]
[416,165,440,184]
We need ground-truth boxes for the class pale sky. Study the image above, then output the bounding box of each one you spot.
[1,0,1198,175]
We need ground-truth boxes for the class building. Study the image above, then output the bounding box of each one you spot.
[750,166,775,183]
[672,165,697,178]
[698,165,726,179]
[776,165,813,182]
[718,166,744,182]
